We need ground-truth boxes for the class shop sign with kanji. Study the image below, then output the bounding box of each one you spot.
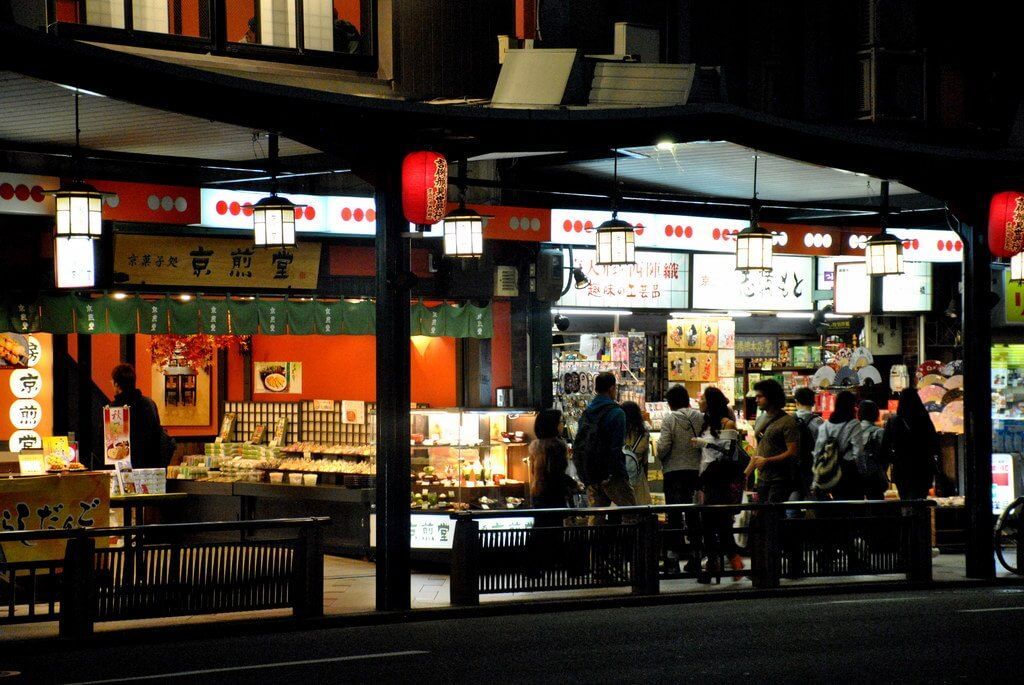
[113,234,321,289]
[691,254,813,311]
[556,248,690,309]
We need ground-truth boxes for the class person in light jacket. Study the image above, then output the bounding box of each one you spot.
[656,384,705,572]
[812,391,865,500]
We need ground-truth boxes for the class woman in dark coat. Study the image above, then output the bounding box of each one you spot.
[883,388,939,500]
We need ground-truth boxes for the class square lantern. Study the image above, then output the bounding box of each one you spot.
[735,223,774,273]
[443,206,484,258]
[595,217,636,266]
[253,195,300,249]
[53,182,104,239]
[1011,252,1024,283]
[865,231,904,276]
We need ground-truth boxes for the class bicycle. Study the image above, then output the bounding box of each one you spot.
[994,496,1024,575]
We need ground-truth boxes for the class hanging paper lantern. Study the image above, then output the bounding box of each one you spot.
[988,191,1024,258]
[402,151,448,226]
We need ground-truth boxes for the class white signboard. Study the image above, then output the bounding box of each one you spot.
[200,189,443,238]
[9,399,42,430]
[0,173,56,216]
[890,228,964,263]
[834,261,933,314]
[370,514,536,550]
[993,453,1016,515]
[884,262,932,312]
[55,237,96,289]
[9,368,42,399]
[9,429,42,452]
[834,262,870,314]
[557,248,689,309]
[551,209,749,253]
[691,254,814,311]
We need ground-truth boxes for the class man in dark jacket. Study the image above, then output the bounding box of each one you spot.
[111,363,168,469]
[577,372,636,508]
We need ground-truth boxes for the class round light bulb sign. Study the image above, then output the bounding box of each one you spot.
[9,399,42,430]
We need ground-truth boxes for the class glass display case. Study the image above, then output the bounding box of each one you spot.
[410,408,536,511]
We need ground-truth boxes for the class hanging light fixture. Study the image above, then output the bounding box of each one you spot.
[45,88,112,239]
[865,180,904,276]
[252,132,303,249]
[443,158,488,258]
[735,153,773,273]
[594,152,636,266]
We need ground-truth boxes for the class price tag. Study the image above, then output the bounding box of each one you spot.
[313,399,334,412]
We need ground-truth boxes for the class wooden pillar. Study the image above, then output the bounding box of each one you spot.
[962,220,994,579]
[374,156,412,611]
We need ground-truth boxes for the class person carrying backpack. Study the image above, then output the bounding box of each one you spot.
[573,372,636,509]
[810,391,864,500]
[857,400,888,500]
[792,387,823,498]
[656,384,706,572]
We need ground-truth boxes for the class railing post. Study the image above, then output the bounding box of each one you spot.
[750,506,781,589]
[59,533,96,639]
[632,510,660,596]
[905,503,933,583]
[450,517,480,607]
[293,524,325,618]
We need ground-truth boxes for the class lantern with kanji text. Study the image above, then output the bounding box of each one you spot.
[402,151,449,226]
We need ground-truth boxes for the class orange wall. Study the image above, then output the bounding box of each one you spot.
[248,334,457,407]
[91,335,121,403]
[491,301,512,403]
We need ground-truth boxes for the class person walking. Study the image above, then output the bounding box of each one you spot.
[747,380,801,503]
[811,390,864,500]
[528,409,579,576]
[656,384,706,572]
[109,363,171,469]
[857,400,888,500]
[694,387,745,582]
[621,401,652,505]
[882,388,939,500]
[574,372,636,509]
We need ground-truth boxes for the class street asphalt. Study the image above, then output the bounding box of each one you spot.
[5,586,1024,683]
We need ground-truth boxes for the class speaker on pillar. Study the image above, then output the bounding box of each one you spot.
[536,249,564,302]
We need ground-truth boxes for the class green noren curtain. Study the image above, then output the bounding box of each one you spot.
[341,300,374,335]
[313,300,344,335]
[40,296,76,334]
[106,296,139,334]
[137,297,170,335]
[8,301,40,334]
[257,299,285,335]
[465,303,493,339]
[286,300,316,335]
[169,298,200,335]
[74,297,109,334]
[228,299,258,335]
[419,304,447,337]
[198,297,230,335]
[445,304,469,339]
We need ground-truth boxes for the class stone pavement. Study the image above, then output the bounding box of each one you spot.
[1,551,1015,641]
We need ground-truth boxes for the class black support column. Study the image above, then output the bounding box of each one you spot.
[962,220,994,579]
[374,157,411,610]
[76,334,93,468]
[528,299,553,408]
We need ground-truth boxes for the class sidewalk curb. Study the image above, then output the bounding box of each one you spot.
[5,576,1021,651]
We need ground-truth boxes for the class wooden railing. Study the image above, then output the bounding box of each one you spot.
[450,500,935,606]
[0,517,329,637]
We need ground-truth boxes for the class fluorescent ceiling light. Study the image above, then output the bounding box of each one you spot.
[55,83,107,98]
[726,311,752,318]
[825,313,853,319]
[775,312,814,319]
[552,308,633,316]
[655,140,676,151]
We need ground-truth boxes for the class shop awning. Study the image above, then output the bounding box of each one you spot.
[6,296,493,339]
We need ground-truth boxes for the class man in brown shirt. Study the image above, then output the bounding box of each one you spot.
[748,379,800,503]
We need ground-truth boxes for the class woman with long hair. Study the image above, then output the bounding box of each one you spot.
[883,388,939,500]
[811,390,864,500]
[529,409,577,511]
[621,401,652,505]
[693,387,744,582]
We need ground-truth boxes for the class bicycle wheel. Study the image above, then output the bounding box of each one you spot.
[994,496,1024,575]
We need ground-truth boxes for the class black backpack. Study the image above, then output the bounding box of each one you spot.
[793,414,819,492]
[572,404,615,486]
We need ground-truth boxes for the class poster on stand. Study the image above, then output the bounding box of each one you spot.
[699,320,719,351]
[697,353,718,382]
[342,400,366,425]
[667,352,688,382]
[718,320,735,349]
[610,336,629,363]
[717,349,736,380]
[667,321,686,349]
[103,405,131,466]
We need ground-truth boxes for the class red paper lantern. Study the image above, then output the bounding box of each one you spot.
[988,191,1024,258]
[401,151,448,226]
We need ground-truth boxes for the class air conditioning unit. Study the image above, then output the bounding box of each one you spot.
[494,266,519,297]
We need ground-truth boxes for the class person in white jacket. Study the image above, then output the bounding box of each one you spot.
[811,391,865,500]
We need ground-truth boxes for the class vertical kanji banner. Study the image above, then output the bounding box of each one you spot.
[8,301,40,334]
[341,300,375,335]
[286,300,315,335]
[40,296,76,334]
[137,297,169,335]
[106,296,139,334]
[198,297,230,335]
[73,298,109,334]
[313,300,343,334]
[419,304,447,337]
[228,299,258,335]
[257,299,285,335]
[466,303,493,338]
[168,298,200,335]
